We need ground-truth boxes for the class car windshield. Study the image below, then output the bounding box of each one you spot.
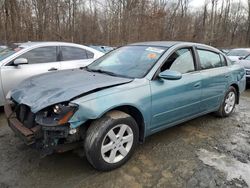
[227,49,250,57]
[0,46,22,61]
[87,45,167,78]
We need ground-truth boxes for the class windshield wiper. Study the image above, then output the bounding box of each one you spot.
[84,67,93,72]
[85,67,119,77]
[84,67,133,78]
[93,69,120,77]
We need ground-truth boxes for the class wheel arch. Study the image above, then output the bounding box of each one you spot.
[230,83,239,104]
[86,104,146,143]
[111,105,145,143]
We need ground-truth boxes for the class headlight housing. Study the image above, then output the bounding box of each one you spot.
[35,103,78,126]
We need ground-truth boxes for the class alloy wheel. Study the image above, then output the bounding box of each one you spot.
[101,124,134,164]
[224,91,236,114]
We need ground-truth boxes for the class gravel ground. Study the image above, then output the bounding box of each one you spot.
[0,89,250,188]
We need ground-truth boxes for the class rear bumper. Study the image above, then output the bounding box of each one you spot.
[4,101,41,145]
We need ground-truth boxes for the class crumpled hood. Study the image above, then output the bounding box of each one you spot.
[11,69,132,113]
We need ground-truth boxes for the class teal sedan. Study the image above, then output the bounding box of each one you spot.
[5,41,246,171]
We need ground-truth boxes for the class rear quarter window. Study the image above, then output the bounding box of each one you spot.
[86,50,94,58]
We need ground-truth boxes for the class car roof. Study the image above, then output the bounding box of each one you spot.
[129,41,220,52]
[18,41,87,48]
[130,41,182,47]
[130,41,214,48]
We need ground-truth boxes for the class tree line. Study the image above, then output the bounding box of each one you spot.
[0,0,250,48]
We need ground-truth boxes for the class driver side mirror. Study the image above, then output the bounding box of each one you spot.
[14,58,28,65]
[239,57,244,60]
[158,70,182,80]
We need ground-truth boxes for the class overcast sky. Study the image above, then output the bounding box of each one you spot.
[189,0,248,8]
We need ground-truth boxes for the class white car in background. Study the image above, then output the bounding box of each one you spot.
[0,41,104,106]
[227,48,250,62]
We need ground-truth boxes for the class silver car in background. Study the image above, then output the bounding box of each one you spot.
[0,41,104,106]
[227,48,250,62]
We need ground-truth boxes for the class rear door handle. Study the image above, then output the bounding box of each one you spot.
[48,67,58,71]
[225,74,230,78]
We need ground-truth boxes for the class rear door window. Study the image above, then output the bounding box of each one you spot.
[61,46,90,61]
[197,49,223,69]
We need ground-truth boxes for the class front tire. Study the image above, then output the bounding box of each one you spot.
[84,110,139,171]
[215,86,237,117]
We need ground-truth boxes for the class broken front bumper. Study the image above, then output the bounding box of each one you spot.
[4,101,41,145]
[4,101,82,155]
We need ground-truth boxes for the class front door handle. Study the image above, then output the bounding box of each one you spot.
[194,82,201,88]
[48,67,58,71]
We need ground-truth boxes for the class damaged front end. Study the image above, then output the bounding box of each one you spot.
[4,69,133,156]
[4,100,85,156]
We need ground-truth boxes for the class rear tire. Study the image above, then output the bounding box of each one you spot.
[84,110,139,171]
[215,86,237,117]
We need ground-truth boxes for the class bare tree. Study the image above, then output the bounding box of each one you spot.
[0,0,249,47]
[247,0,250,45]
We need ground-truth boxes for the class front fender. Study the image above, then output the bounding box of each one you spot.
[69,83,151,132]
